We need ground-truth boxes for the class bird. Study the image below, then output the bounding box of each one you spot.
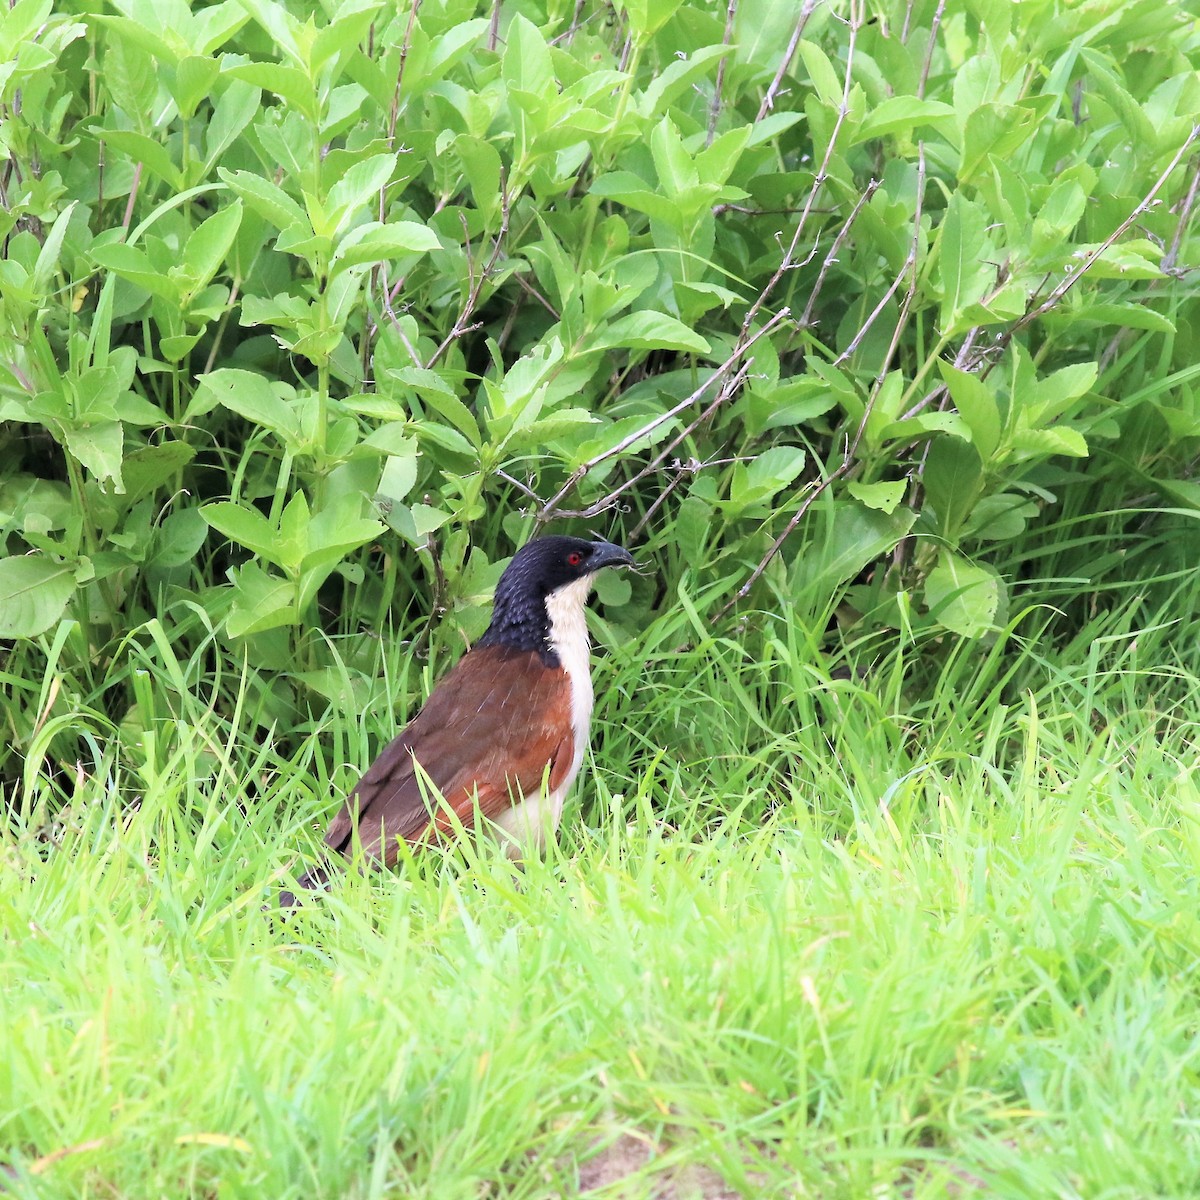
[281,535,635,904]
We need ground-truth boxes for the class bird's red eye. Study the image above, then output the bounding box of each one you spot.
[567,552,582,566]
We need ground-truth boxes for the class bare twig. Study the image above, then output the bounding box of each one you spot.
[496,469,545,506]
[510,270,561,319]
[202,278,241,376]
[995,124,1200,350]
[556,0,589,47]
[487,0,501,52]
[800,179,880,327]
[550,362,756,523]
[707,0,739,147]
[869,143,926,386]
[722,148,924,615]
[718,464,840,615]
[1163,152,1200,274]
[917,0,944,99]
[898,125,1200,426]
[833,261,906,365]
[755,0,818,123]
[386,1,422,149]
[629,454,750,540]
[122,163,142,232]
[426,177,511,369]
[536,315,786,523]
[742,0,862,336]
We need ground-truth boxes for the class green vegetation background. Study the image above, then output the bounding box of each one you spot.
[2,0,1200,1194]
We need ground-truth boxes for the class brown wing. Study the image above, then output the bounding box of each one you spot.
[323,645,575,866]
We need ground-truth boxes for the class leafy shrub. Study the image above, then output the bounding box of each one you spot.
[2,0,1199,781]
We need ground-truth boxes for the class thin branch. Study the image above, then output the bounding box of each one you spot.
[755,0,817,123]
[555,0,590,47]
[994,123,1200,351]
[550,362,756,523]
[800,178,880,327]
[707,0,739,147]
[487,0,501,52]
[898,124,1200,426]
[202,278,241,376]
[869,143,926,386]
[629,454,750,540]
[386,1,422,149]
[496,469,545,505]
[741,0,862,337]
[722,146,924,615]
[122,163,142,232]
[536,315,786,523]
[917,0,944,100]
[426,176,511,370]
[1163,152,1200,274]
[510,270,561,318]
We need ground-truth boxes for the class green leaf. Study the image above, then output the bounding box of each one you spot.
[310,3,378,73]
[923,437,983,536]
[1010,428,1088,458]
[855,96,956,144]
[201,501,279,563]
[924,550,1001,638]
[219,167,309,236]
[91,241,184,302]
[96,127,177,188]
[194,369,302,444]
[848,480,907,513]
[938,193,991,336]
[179,200,242,295]
[331,220,440,271]
[324,153,397,231]
[639,45,730,119]
[204,80,260,172]
[0,556,76,638]
[223,61,317,117]
[502,14,554,97]
[791,503,916,598]
[592,312,711,355]
[938,362,1001,459]
[1054,302,1174,333]
[384,502,452,544]
[378,453,418,501]
[226,561,297,637]
[32,201,78,298]
[1028,362,1097,425]
[122,442,196,506]
[798,40,842,107]
[302,505,384,576]
[63,421,124,486]
[959,102,1041,183]
[393,367,481,449]
[650,116,698,199]
[728,446,806,511]
[173,54,220,118]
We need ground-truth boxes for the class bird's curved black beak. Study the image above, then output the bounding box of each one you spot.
[589,539,635,570]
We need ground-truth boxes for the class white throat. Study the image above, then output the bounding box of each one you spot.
[545,573,595,776]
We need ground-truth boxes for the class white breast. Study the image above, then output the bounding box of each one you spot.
[492,573,595,856]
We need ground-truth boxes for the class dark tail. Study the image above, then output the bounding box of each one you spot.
[278,863,335,909]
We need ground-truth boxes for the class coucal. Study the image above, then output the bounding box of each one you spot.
[282,535,634,903]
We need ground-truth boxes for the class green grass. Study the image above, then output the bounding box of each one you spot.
[4,592,1200,1198]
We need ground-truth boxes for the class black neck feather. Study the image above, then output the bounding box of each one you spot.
[477,576,558,666]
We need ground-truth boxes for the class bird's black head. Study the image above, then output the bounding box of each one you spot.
[478,536,635,659]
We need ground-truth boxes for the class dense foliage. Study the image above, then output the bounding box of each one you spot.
[2,0,1199,783]
[5,3,1200,1195]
